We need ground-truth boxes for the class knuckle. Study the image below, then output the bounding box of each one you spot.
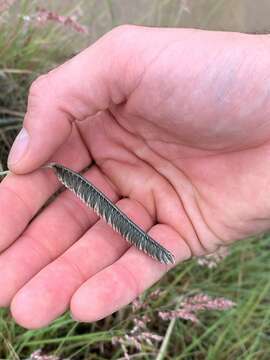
[111,24,135,34]
[104,24,138,45]
[29,74,51,97]
[109,24,139,41]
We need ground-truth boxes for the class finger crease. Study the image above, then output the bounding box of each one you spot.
[59,254,87,283]
[116,262,141,298]
[0,185,34,220]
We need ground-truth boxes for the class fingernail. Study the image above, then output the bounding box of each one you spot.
[8,128,29,166]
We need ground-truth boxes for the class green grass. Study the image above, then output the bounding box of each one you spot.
[1,237,270,359]
[1,1,270,359]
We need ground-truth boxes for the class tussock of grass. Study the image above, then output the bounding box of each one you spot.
[1,1,270,359]
[1,237,270,359]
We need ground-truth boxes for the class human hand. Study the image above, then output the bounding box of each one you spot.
[1,26,270,329]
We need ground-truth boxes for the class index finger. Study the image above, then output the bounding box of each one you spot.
[0,125,90,252]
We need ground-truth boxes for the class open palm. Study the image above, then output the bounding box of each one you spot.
[1,26,270,329]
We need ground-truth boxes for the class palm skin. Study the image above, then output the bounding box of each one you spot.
[1,26,270,329]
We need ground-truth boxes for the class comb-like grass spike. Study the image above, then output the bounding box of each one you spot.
[46,163,175,265]
[0,170,10,176]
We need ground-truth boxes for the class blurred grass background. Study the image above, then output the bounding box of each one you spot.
[1,1,270,359]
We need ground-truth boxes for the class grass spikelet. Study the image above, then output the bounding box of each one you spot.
[47,162,175,265]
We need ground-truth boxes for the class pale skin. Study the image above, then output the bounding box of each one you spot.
[1,26,270,329]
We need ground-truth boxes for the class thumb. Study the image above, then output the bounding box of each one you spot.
[7,26,132,174]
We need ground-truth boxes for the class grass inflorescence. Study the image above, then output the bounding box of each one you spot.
[1,237,270,359]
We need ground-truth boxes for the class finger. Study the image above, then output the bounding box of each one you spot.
[0,125,90,252]
[10,199,153,329]
[7,26,134,174]
[70,224,191,322]
[0,166,118,307]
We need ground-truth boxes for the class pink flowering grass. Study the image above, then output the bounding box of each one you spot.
[112,311,163,360]
[0,0,15,13]
[159,293,236,324]
[33,8,88,34]
[197,245,230,268]
[112,289,235,359]
[27,349,69,360]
